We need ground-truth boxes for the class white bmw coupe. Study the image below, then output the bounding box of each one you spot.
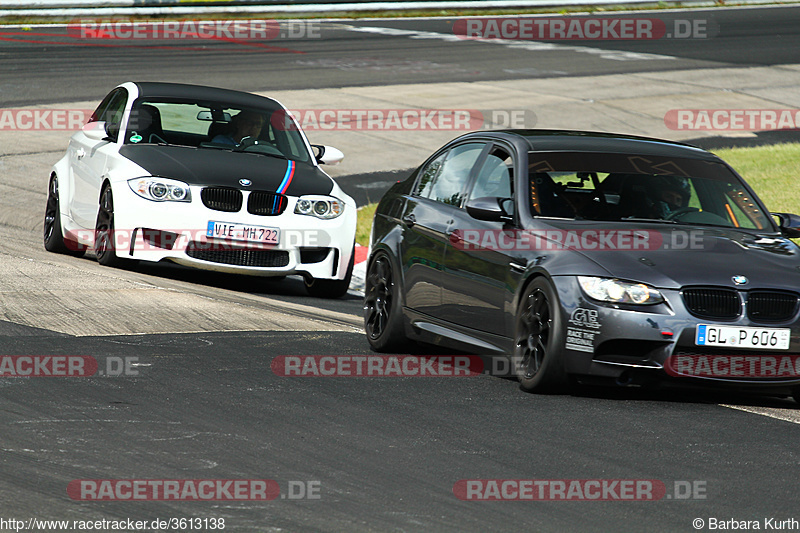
[44,82,355,298]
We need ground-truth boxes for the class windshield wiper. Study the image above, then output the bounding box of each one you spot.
[620,217,678,224]
[233,148,287,160]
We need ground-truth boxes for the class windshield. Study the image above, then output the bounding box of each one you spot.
[124,99,312,163]
[528,151,774,230]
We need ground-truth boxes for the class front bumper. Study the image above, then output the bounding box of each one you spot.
[551,276,800,390]
[107,182,356,279]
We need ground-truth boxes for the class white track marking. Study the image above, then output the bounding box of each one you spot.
[723,404,800,424]
[338,24,677,62]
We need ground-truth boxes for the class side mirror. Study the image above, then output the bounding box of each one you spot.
[466,197,513,223]
[82,121,109,141]
[312,145,344,166]
[772,212,800,238]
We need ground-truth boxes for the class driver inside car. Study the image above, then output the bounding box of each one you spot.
[212,110,266,146]
[648,175,691,219]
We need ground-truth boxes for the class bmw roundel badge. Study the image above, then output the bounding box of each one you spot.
[732,275,748,285]
[239,179,252,187]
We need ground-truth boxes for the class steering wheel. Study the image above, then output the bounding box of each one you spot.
[237,138,284,157]
[665,206,700,221]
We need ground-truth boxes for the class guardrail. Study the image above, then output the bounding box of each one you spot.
[0,0,665,6]
[0,0,686,18]
[2,0,788,18]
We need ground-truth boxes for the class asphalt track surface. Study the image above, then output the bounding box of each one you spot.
[2,6,800,531]
[1,6,800,107]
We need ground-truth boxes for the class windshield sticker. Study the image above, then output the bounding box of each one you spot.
[129,132,142,143]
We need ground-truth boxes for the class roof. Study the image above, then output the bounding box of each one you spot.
[132,82,282,110]
[471,129,719,161]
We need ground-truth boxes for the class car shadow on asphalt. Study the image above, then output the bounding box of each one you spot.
[367,341,800,409]
[86,253,364,308]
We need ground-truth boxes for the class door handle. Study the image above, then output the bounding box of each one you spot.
[509,260,526,273]
[76,148,86,159]
[402,213,416,227]
[446,229,463,245]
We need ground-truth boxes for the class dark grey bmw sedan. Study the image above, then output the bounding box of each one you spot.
[364,129,800,400]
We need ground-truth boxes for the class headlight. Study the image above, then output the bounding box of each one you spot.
[128,177,191,202]
[578,276,664,305]
[294,196,344,219]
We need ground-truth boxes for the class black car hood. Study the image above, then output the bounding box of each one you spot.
[119,144,333,196]
[542,220,800,290]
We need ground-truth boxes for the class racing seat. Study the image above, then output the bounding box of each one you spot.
[617,175,654,219]
[533,172,574,218]
[207,121,231,143]
[129,104,166,144]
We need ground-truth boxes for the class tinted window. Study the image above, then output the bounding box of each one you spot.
[416,143,485,207]
[90,88,128,142]
[528,152,773,230]
[90,88,125,123]
[415,152,445,198]
[470,145,513,201]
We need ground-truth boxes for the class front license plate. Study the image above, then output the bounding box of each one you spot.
[207,221,279,245]
[696,324,791,350]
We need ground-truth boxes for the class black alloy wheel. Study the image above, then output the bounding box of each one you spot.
[363,252,406,351]
[43,174,86,257]
[515,278,568,393]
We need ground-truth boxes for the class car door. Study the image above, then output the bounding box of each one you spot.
[69,87,128,229]
[440,143,520,336]
[400,142,487,318]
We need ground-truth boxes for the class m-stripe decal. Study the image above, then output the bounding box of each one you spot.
[277,160,295,194]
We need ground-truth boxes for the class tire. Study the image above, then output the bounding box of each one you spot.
[514,277,568,393]
[792,388,800,405]
[304,246,354,299]
[43,174,86,257]
[363,252,406,352]
[94,185,126,268]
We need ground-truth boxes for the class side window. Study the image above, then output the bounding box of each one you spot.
[470,145,513,202]
[416,143,485,207]
[90,88,128,141]
[415,152,445,198]
[89,90,118,123]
